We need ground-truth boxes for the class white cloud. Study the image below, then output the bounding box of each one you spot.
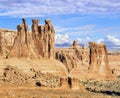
[97,39,105,43]
[55,26,69,33]
[55,25,95,35]
[0,0,120,17]
[76,37,92,46]
[55,34,71,44]
[55,33,120,51]
[96,35,120,46]
[106,35,120,45]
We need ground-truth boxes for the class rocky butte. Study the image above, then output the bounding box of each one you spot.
[0,18,119,97]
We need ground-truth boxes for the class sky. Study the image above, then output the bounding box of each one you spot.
[0,0,120,49]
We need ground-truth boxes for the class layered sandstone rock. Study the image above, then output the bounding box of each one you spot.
[89,42,116,80]
[7,18,55,59]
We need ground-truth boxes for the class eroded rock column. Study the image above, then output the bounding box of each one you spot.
[89,42,116,80]
[8,18,29,58]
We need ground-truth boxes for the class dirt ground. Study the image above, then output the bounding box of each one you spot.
[0,86,115,98]
[0,54,120,98]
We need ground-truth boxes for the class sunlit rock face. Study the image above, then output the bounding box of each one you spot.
[8,18,55,59]
[89,42,116,80]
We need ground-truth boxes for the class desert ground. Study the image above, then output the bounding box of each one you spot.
[0,54,119,98]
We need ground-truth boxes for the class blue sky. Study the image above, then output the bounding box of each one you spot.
[0,0,120,48]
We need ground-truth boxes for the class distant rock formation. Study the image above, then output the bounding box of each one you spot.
[89,42,116,79]
[56,40,89,72]
[71,41,89,62]
[56,50,78,72]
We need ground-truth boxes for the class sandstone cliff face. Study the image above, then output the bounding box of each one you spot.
[0,29,16,46]
[0,29,16,58]
[89,42,116,80]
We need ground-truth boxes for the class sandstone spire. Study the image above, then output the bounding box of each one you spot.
[89,42,116,79]
[44,19,55,59]
[31,19,55,59]
[8,18,29,58]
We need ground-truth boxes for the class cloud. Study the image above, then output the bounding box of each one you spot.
[97,39,105,43]
[55,25,95,35]
[97,35,120,45]
[76,37,92,46]
[106,35,120,45]
[55,33,72,44]
[96,35,120,51]
[0,0,120,17]
[55,33,120,51]
[55,32,92,47]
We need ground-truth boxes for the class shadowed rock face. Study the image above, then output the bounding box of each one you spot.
[8,18,55,59]
[60,77,83,90]
[56,51,78,72]
[89,42,116,80]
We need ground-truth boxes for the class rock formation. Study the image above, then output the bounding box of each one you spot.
[56,40,89,72]
[7,18,55,59]
[8,18,29,58]
[0,31,3,57]
[3,65,30,86]
[0,29,16,47]
[71,41,89,62]
[31,19,55,59]
[60,77,81,90]
[56,50,78,72]
[0,18,118,93]
[89,42,116,79]
[60,77,70,88]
